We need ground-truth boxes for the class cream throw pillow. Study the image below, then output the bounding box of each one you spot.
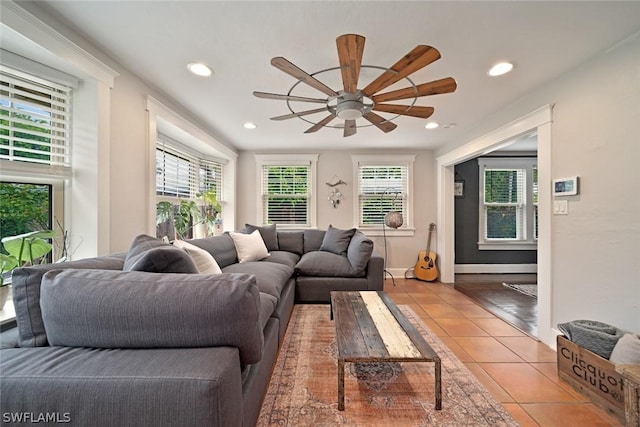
[172,240,222,274]
[229,230,270,263]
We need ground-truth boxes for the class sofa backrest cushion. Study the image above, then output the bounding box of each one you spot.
[123,234,198,274]
[295,251,363,278]
[347,231,374,274]
[40,270,264,365]
[303,229,325,253]
[11,255,125,347]
[319,225,356,256]
[276,231,304,255]
[188,234,238,268]
[244,224,279,251]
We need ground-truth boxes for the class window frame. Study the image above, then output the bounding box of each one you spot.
[352,155,415,237]
[477,157,537,250]
[255,154,318,229]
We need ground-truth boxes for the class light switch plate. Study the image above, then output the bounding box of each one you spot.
[554,200,568,215]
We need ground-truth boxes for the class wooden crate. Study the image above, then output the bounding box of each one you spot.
[557,335,625,422]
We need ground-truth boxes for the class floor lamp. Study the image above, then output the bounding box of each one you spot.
[381,192,403,286]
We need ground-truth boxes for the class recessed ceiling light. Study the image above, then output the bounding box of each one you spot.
[187,62,213,77]
[425,122,439,129]
[488,62,514,77]
[243,122,257,129]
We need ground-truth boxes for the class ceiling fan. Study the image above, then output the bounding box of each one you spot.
[253,34,457,137]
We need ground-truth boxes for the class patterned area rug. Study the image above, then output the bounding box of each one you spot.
[503,283,538,298]
[258,304,518,426]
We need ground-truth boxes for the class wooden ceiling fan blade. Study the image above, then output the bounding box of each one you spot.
[362,45,441,96]
[253,91,327,104]
[363,112,397,133]
[372,77,457,103]
[271,57,338,97]
[344,120,357,137]
[336,34,365,93]
[271,107,328,121]
[304,114,336,133]
[373,104,434,119]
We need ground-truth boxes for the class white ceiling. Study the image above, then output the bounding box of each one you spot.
[22,1,640,152]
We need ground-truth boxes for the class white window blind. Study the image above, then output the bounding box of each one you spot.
[478,157,537,248]
[261,165,310,225]
[358,165,408,227]
[0,69,72,167]
[156,138,223,201]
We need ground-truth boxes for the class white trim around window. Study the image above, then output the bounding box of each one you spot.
[351,154,415,237]
[254,154,318,229]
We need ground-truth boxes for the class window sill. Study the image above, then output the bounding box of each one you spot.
[359,227,415,237]
[478,241,537,250]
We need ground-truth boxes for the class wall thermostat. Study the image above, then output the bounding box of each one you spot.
[553,176,579,196]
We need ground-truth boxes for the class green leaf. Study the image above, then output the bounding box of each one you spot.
[1,230,55,263]
[0,253,19,274]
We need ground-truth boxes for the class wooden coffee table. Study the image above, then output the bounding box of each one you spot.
[330,290,442,411]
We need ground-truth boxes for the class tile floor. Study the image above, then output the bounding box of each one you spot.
[385,278,624,427]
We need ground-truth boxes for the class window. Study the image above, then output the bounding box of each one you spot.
[255,154,318,228]
[0,67,71,258]
[478,157,537,249]
[353,155,414,235]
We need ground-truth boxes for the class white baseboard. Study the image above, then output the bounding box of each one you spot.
[455,264,537,274]
[385,267,414,278]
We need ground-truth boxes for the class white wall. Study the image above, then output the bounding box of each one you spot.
[237,149,436,272]
[438,34,640,333]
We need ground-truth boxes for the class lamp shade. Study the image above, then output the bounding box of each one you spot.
[384,210,403,229]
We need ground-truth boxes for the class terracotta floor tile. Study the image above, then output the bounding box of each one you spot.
[521,403,624,427]
[439,337,474,362]
[419,317,448,336]
[530,362,590,401]
[471,318,526,336]
[452,337,524,362]
[419,303,461,318]
[438,291,475,304]
[433,317,489,337]
[450,303,495,318]
[501,403,539,427]
[481,363,577,402]
[496,337,557,362]
[388,293,414,304]
[465,362,514,402]
[408,292,446,304]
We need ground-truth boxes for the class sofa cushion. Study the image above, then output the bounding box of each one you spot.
[303,229,325,253]
[295,251,366,278]
[229,230,270,263]
[189,234,238,268]
[172,239,222,274]
[319,225,356,256]
[258,292,278,330]
[40,269,263,364]
[277,231,304,255]
[0,346,243,427]
[346,231,374,274]
[221,261,293,301]
[245,224,279,251]
[123,234,198,273]
[263,250,300,268]
[11,255,125,347]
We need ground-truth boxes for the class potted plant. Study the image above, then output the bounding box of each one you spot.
[0,230,55,309]
[156,190,221,240]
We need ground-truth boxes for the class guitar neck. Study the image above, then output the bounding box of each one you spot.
[425,223,435,253]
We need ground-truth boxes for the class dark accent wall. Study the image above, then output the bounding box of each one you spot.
[454,158,537,264]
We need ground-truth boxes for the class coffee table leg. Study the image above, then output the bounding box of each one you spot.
[338,358,345,410]
[435,359,442,410]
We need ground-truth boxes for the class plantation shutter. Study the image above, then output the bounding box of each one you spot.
[199,159,223,202]
[261,165,310,225]
[0,69,72,168]
[358,165,408,226]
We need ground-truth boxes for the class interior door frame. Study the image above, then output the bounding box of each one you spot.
[436,105,554,346]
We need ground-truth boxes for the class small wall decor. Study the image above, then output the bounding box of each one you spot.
[454,171,465,198]
[326,176,346,208]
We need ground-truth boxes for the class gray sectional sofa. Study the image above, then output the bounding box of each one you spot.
[0,226,383,427]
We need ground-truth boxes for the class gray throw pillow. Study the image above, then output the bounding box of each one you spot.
[245,223,279,251]
[123,234,198,273]
[319,225,356,256]
[347,231,374,274]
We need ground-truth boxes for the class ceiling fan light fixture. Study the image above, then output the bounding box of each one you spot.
[488,62,514,77]
[187,62,213,77]
[336,100,364,120]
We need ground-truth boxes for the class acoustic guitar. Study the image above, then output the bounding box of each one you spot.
[414,223,438,282]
